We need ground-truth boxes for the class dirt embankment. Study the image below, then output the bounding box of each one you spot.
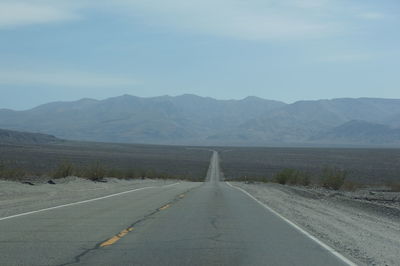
[233,182,400,266]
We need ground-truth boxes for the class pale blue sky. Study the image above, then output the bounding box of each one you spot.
[0,0,399,110]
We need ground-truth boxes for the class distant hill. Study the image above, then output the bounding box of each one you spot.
[0,94,400,146]
[310,120,400,145]
[225,98,400,144]
[0,128,60,145]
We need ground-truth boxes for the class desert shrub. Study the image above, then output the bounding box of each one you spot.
[275,169,294,184]
[75,165,187,181]
[226,176,269,183]
[274,169,309,186]
[321,167,346,190]
[137,170,147,178]
[341,180,363,191]
[106,168,130,179]
[83,162,107,181]
[0,162,26,180]
[388,183,400,192]
[144,169,156,179]
[6,168,26,179]
[124,169,140,179]
[105,168,119,178]
[158,172,174,179]
[258,176,270,183]
[191,176,204,182]
[0,162,5,178]
[298,175,311,186]
[53,162,74,178]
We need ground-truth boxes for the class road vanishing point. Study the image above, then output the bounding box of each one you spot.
[0,152,354,265]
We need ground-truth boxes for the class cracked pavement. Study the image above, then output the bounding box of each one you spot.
[0,152,351,265]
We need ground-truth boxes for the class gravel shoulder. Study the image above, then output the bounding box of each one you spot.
[0,177,182,218]
[232,182,400,266]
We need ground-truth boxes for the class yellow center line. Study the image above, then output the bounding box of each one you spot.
[100,194,187,248]
[100,227,134,247]
[159,204,171,211]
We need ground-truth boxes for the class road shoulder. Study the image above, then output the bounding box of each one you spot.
[229,182,400,266]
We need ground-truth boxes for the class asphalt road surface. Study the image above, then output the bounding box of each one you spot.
[0,152,354,266]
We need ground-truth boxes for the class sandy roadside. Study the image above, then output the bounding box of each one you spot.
[0,177,180,218]
[231,182,400,266]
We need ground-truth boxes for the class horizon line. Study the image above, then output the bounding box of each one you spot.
[2,94,400,111]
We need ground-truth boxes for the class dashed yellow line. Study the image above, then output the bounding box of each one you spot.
[100,227,134,247]
[159,204,171,211]
[100,195,186,247]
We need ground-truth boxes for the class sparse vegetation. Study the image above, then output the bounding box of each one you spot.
[274,168,310,186]
[274,169,293,185]
[82,162,107,181]
[0,158,204,182]
[223,164,360,191]
[53,162,74,178]
[226,168,347,190]
[0,142,211,182]
[226,169,312,187]
[341,180,363,191]
[0,161,26,180]
[218,147,400,185]
[225,175,269,183]
[298,175,311,186]
[389,182,400,192]
[321,167,346,190]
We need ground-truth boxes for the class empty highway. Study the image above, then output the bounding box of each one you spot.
[0,152,354,265]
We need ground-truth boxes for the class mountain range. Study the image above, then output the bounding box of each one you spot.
[0,128,60,145]
[1,94,400,146]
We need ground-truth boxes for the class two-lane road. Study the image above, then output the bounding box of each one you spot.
[0,152,354,265]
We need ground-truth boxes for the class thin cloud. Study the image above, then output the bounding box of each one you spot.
[358,12,385,20]
[109,0,337,40]
[0,1,80,28]
[0,70,139,88]
[318,53,373,63]
[0,0,389,41]
[319,49,400,63]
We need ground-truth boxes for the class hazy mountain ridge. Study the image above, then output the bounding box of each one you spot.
[0,94,399,146]
[0,128,60,145]
[310,120,400,144]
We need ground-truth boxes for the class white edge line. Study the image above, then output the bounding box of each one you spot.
[0,182,180,222]
[226,182,357,266]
